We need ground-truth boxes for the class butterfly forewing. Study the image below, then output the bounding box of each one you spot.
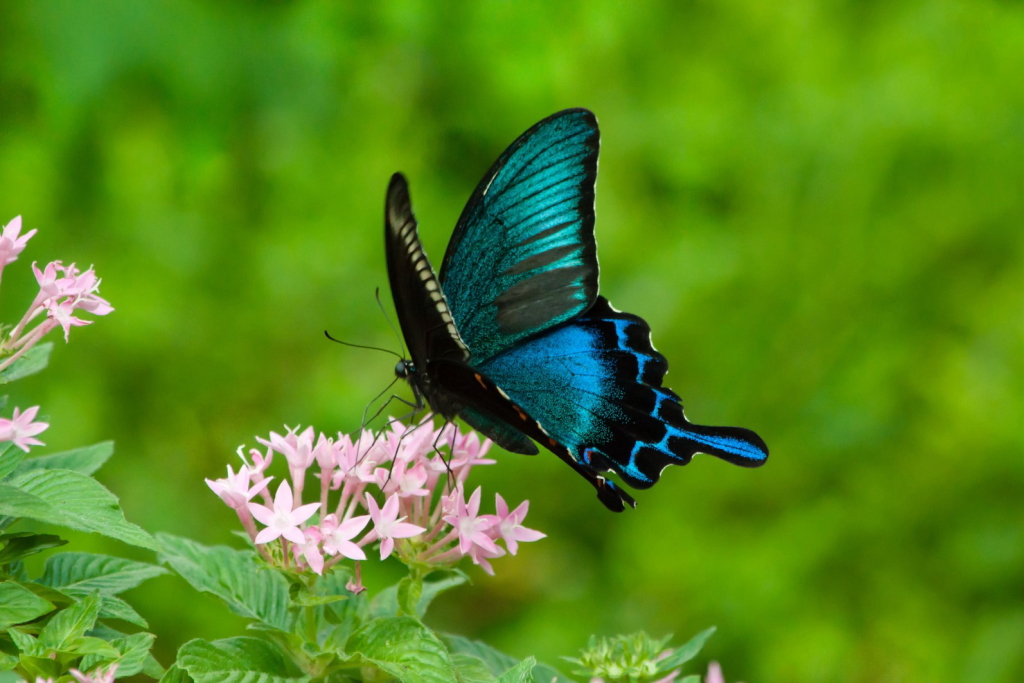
[384,173,469,373]
[439,109,601,363]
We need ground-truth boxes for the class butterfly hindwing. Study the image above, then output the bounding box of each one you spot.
[439,109,600,363]
[426,356,636,512]
[476,297,769,489]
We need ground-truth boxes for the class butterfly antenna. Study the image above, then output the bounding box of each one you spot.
[375,287,408,358]
[323,330,403,360]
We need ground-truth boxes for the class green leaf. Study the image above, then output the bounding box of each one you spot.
[0,651,19,671]
[287,575,349,609]
[323,585,366,652]
[8,470,158,550]
[93,593,149,628]
[156,533,292,631]
[450,653,496,682]
[0,532,67,564]
[288,592,346,608]
[0,581,55,628]
[37,592,102,652]
[347,616,458,682]
[444,635,572,683]
[160,663,193,683]
[16,579,74,609]
[371,573,467,619]
[7,626,41,654]
[175,637,306,682]
[80,632,156,677]
[15,442,114,477]
[397,576,423,616]
[67,635,121,657]
[655,627,716,673]
[496,657,536,683]
[0,483,52,519]
[15,653,60,681]
[443,635,517,675]
[40,552,168,594]
[144,652,168,679]
[0,446,24,480]
[677,676,701,683]
[0,342,53,383]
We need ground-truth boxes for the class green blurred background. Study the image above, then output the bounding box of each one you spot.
[2,1,1023,680]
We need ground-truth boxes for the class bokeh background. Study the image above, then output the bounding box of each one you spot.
[2,1,1023,681]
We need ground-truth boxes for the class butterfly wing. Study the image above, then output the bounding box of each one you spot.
[386,172,540,457]
[426,356,636,512]
[385,173,469,374]
[475,297,769,489]
[439,108,600,363]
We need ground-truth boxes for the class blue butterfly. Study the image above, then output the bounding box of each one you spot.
[385,109,768,511]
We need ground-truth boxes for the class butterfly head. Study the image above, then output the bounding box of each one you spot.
[394,359,415,380]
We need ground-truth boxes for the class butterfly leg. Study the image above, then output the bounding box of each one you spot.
[377,411,438,489]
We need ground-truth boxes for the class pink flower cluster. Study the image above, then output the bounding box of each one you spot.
[35,664,118,683]
[0,216,112,455]
[207,420,545,579]
[0,215,113,355]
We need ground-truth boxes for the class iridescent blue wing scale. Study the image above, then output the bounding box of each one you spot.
[476,297,769,489]
[439,109,600,363]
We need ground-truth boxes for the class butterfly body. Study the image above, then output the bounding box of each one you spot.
[384,109,767,511]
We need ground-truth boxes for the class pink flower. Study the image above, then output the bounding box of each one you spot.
[0,406,49,452]
[45,298,92,341]
[259,425,316,472]
[0,216,36,266]
[31,262,113,316]
[205,465,272,509]
[467,537,506,575]
[443,487,500,556]
[69,665,117,683]
[292,526,325,575]
[448,428,495,468]
[365,493,425,560]
[346,563,366,594]
[493,494,545,555]
[320,513,370,560]
[375,457,430,498]
[704,661,739,683]
[238,445,273,475]
[313,433,336,470]
[32,260,68,300]
[248,480,320,545]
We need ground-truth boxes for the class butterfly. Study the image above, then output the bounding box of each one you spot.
[385,108,768,511]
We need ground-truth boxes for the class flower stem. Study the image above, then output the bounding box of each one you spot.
[0,323,48,373]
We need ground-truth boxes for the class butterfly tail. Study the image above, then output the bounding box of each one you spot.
[581,397,768,491]
[669,419,769,468]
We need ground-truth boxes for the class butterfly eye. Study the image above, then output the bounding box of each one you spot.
[394,360,414,379]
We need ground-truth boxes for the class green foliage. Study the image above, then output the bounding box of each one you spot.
[565,629,714,682]
[0,343,52,384]
[156,533,293,631]
[153,534,626,681]
[2,1,1023,680]
[0,349,163,680]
